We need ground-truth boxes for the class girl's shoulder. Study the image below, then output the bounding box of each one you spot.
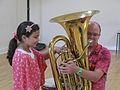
[14,48,33,59]
[12,49,29,65]
[14,49,27,58]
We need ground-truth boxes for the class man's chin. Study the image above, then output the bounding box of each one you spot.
[89,43,94,47]
[89,43,97,47]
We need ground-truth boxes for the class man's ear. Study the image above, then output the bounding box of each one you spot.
[21,35,27,42]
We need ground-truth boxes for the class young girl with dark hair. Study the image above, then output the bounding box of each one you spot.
[7,21,48,90]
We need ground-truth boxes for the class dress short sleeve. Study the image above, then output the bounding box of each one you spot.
[32,48,47,85]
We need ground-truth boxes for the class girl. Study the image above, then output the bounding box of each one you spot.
[7,21,48,90]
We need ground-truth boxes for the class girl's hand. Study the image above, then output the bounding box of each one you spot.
[54,47,61,54]
[54,45,68,54]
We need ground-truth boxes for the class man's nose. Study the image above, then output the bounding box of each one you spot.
[88,35,94,39]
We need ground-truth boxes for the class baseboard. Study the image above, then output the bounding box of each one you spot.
[0,46,116,55]
[0,47,8,55]
[107,46,116,51]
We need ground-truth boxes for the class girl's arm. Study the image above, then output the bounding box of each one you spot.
[40,47,49,60]
[40,46,61,60]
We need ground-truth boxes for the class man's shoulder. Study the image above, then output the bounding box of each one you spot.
[98,44,110,51]
[102,46,110,52]
[98,44,111,57]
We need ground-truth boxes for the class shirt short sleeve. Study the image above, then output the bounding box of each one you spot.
[95,48,111,74]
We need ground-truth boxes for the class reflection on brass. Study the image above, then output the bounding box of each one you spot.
[49,10,100,90]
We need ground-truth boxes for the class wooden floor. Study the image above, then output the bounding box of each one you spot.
[0,51,120,90]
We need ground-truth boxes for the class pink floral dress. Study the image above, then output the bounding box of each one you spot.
[12,48,47,90]
[88,44,111,90]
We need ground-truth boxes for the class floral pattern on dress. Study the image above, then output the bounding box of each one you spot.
[12,48,47,90]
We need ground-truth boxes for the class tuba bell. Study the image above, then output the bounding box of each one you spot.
[48,10,100,90]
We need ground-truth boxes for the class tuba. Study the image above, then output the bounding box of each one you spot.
[48,10,100,90]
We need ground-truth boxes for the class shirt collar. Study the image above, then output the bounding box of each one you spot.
[17,48,35,59]
[90,43,102,54]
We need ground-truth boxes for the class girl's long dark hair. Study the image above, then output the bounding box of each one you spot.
[7,21,39,66]
[7,38,17,66]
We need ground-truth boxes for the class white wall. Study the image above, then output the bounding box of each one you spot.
[0,0,120,54]
[41,0,120,50]
[0,0,41,54]
[0,0,27,54]
[0,0,17,54]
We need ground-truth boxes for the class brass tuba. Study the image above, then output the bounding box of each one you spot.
[48,10,100,90]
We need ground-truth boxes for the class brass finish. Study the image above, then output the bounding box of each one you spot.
[49,10,100,90]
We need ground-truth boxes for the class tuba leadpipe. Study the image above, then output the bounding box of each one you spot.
[49,10,100,90]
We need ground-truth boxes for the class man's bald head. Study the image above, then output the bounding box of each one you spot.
[88,21,101,34]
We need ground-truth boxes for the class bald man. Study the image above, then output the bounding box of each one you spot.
[59,21,111,90]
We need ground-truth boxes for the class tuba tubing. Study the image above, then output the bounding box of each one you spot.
[49,10,100,90]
